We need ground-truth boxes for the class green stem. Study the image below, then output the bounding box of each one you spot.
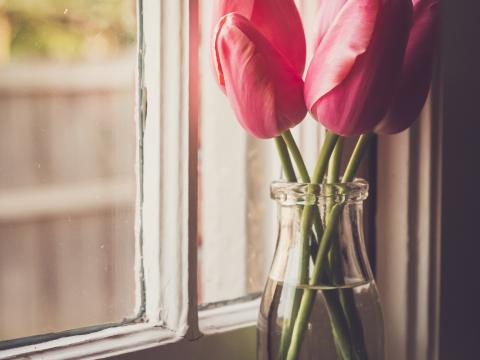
[299,131,340,282]
[327,138,344,185]
[282,130,324,249]
[276,131,326,359]
[328,138,369,359]
[325,138,360,359]
[336,134,374,360]
[276,132,338,360]
[286,133,374,360]
[282,130,310,183]
[339,289,369,359]
[343,133,374,183]
[274,136,297,183]
[326,137,344,280]
[287,205,350,360]
[298,131,338,282]
[274,134,301,359]
[311,132,339,183]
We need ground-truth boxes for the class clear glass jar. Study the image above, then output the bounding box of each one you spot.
[257,180,384,360]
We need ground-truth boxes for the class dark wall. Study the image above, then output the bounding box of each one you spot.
[438,0,480,358]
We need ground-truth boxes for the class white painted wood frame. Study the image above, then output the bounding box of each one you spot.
[0,1,260,358]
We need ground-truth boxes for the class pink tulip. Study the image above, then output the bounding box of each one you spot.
[305,0,413,135]
[213,14,307,139]
[212,0,306,83]
[376,0,440,134]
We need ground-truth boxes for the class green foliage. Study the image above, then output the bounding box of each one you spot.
[0,0,136,61]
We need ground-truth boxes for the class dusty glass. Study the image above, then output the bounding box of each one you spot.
[0,0,138,345]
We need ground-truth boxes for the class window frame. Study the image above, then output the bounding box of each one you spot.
[0,0,260,358]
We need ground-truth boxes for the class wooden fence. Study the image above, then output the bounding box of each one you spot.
[0,57,137,341]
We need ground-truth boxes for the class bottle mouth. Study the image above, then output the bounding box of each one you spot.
[271,178,369,205]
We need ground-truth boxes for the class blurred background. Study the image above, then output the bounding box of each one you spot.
[0,0,138,340]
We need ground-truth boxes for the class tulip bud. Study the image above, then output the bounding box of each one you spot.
[376,0,440,134]
[213,14,307,139]
[305,0,413,135]
[212,0,306,82]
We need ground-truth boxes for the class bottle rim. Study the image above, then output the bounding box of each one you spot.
[271,178,369,205]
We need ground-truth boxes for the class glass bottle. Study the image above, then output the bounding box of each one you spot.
[257,180,384,360]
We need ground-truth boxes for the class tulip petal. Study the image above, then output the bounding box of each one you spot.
[212,0,306,79]
[312,0,347,51]
[305,0,380,111]
[376,0,439,134]
[306,0,413,135]
[215,14,307,139]
[212,0,255,34]
[249,0,306,76]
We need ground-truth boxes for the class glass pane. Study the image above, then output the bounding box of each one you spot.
[196,1,276,305]
[195,0,338,305]
[0,0,138,342]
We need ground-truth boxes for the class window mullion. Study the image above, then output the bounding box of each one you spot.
[142,0,200,338]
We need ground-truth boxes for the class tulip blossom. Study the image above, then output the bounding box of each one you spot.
[305,0,413,135]
[212,0,306,78]
[213,14,307,139]
[376,0,440,134]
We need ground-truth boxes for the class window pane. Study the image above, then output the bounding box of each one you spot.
[196,0,276,305]
[196,0,329,305]
[0,0,138,342]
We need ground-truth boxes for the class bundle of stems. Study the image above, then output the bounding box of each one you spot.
[274,130,374,360]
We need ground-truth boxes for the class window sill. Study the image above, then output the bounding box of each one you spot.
[0,299,259,360]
